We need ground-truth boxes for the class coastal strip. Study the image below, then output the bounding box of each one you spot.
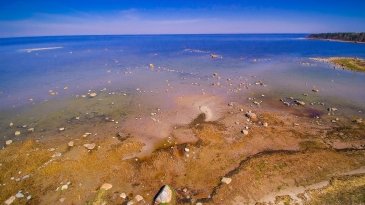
[307,33,365,43]
[311,57,365,72]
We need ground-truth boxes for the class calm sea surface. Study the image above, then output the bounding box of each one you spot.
[0,34,365,110]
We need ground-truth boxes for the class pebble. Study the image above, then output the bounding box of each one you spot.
[245,111,257,121]
[83,143,96,150]
[15,192,24,198]
[221,177,232,184]
[6,140,13,145]
[312,89,319,92]
[59,127,65,131]
[61,184,68,190]
[263,122,268,127]
[294,100,305,106]
[135,195,144,202]
[27,128,34,132]
[184,147,190,152]
[4,196,15,205]
[196,203,203,205]
[89,92,97,97]
[120,192,127,199]
[68,141,74,147]
[154,185,174,204]
[59,198,65,203]
[241,130,249,135]
[14,131,21,136]
[100,183,112,190]
[9,122,14,127]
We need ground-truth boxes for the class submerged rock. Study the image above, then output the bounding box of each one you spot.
[4,196,16,205]
[68,141,74,147]
[154,185,176,205]
[245,112,257,121]
[6,140,13,145]
[89,92,97,98]
[135,195,143,202]
[100,183,112,190]
[221,177,232,184]
[83,143,96,150]
[241,130,249,135]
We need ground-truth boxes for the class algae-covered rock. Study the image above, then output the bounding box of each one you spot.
[154,185,176,205]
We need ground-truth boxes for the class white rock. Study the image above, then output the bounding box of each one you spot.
[4,196,15,205]
[263,122,268,127]
[14,131,21,136]
[68,141,74,147]
[221,177,232,184]
[241,130,249,135]
[245,112,257,121]
[61,184,68,190]
[9,122,14,127]
[184,148,190,152]
[59,127,65,131]
[120,192,127,199]
[100,183,112,190]
[89,92,97,97]
[6,140,13,145]
[83,143,96,150]
[135,195,143,202]
[15,192,24,198]
[154,185,173,204]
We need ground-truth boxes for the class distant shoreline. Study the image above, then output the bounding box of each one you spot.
[307,37,365,44]
[307,33,365,43]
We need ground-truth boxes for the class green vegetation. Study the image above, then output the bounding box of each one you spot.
[329,57,365,72]
[308,33,365,42]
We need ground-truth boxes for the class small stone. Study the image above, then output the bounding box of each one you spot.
[9,122,14,127]
[221,177,232,184]
[4,196,16,205]
[196,203,203,205]
[263,122,268,127]
[312,89,319,92]
[15,192,24,198]
[100,183,112,190]
[59,198,65,203]
[26,195,31,200]
[241,130,249,135]
[154,185,174,204]
[6,140,13,145]
[14,131,21,136]
[354,118,363,124]
[83,143,96,150]
[27,128,34,132]
[135,195,143,202]
[120,193,127,199]
[245,112,257,121]
[61,184,68,190]
[68,141,74,147]
[294,100,305,106]
[59,127,65,131]
[52,152,62,158]
[184,147,190,152]
[89,92,97,97]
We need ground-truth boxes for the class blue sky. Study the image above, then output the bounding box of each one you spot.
[0,0,364,37]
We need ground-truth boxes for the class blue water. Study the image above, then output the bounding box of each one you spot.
[0,34,365,109]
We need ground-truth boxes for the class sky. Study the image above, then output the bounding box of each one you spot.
[0,0,364,37]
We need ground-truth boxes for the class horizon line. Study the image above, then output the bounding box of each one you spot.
[0,33,312,39]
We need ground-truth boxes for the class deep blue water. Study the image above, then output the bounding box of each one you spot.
[0,34,365,109]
